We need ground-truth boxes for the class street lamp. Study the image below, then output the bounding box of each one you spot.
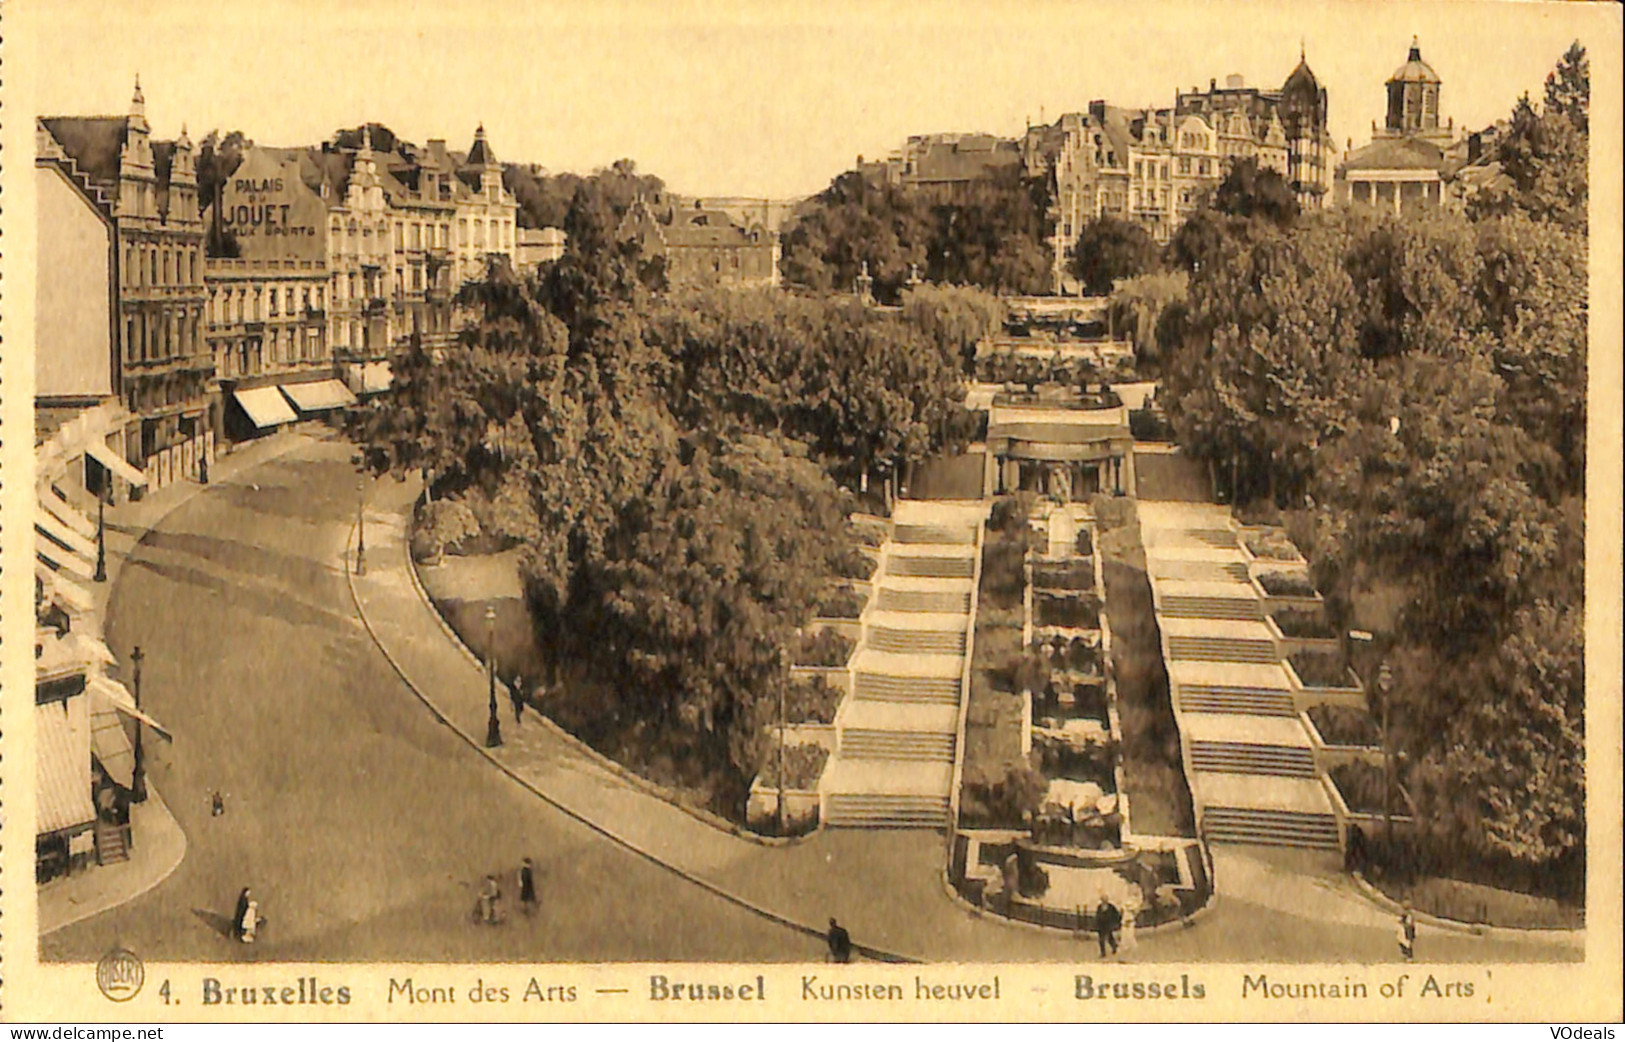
[94,481,108,583]
[485,604,502,748]
[1349,630,1398,849]
[130,645,148,804]
[355,477,367,576]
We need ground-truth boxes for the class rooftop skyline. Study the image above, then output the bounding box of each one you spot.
[21,0,1604,199]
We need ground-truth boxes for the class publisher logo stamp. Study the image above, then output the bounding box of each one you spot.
[96,947,145,1002]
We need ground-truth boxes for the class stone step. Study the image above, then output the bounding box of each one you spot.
[854,672,961,704]
[887,555,976,579]
[94,821,130,865]
[1178,685,1297,716]
[825,793,951,828]
[1166,635,1280,663]
[1160,595,1263,621]
[1187,528,1240,548]
[866,626,967,655]
[840,728,956,761]
[876,587,972,613]
[1201,807,1340,849]
[1152,560,1251,583]
[1189,740,1316,776]
[893,524,976,546]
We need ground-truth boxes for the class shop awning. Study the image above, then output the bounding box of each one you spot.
[88,674,173,742]
[37,703,96,836]
[37,631,118,678]
[85,439,149,488]
[37,506,99,560]
[360,362,393,394]
[41,486,97,539]
[36,559,94,616]
[38,536,97,581]
[89,701,136,789]
[282,379,358,413]
[234,386,299,429]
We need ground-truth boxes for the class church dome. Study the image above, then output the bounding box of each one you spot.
[1389,38,1440,84]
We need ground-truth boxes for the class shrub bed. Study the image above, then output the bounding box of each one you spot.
[849,518,889,549]
[1258,570,1317,597]
[816,587,868,619]
[1272,606,1337,639]
[1031,634,1103,674]
[1034,591,1101,630]
[793,629,854,668]
[757,743,830,790]
[960,762,1048,831]
[786,675,843,724]
[1308,704,1381,747]
[1330,761,1388,814]
[834,547,877,581]
[1290,648,1354,688]
[1244,529,1302,561]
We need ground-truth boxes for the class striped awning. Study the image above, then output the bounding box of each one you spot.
[89,700,136,789]
[88,674,173,742]
[36,559,94,616]
[282,379,358,413]
[234,386,299,429]
[37,506,98,560]
[38,534,97,581]
[85,439,149,487]
[41,486,97,539]
[37,702,96,836]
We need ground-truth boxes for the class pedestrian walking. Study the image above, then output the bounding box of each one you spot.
[1397,903,1417,962]
[479,874,503,925]
[509,675,527,725]
[211,790,226,817]
[1094,896,1122,958]
[240,897,261,944]
[519,857,538,915]
[826,917,852,964]
[233,887,252,940]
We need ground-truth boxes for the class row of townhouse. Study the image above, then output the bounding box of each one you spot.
[36,81,523,477]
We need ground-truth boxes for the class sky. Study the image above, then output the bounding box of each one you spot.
[21,0,1609,200]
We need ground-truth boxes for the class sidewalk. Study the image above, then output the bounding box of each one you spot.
[38,428,314,935]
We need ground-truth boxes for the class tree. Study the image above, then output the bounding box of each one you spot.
[1068,215,1159,296]
[779,171,931,301]
[1468,46,1588,232]
[1544,41,1589,135]
[1211,157,1299,225]
[901,283,1007,369]
[1108,270,1187,369]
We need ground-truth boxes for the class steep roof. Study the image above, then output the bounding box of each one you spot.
[662,209,761,247]
[466,125,497,167]
[908,136,1021,182]
[39,117,130,188]
[1283,57,1321,95]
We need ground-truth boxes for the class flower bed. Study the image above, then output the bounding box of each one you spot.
[1289,648,1354,688]
[1271,606,1337,639]
[756,743,830,791]
[792,629,854,668]
[1033,591,1101,630]
[816,587,868,620]
[1032,559,1096,591]
[1243,528,1303,561]
[1307,704,1381,747]
[1258,570,1317,597]
[786,675,844,725]
[1329,761,1388,815]
[960,762,1049,831]
[1031,634,1103,674]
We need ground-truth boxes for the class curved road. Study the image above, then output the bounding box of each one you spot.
[43,434,822,962]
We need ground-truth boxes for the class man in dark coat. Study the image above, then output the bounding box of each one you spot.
[509,675,527,725]
[233,887,252,941]
[1095,896,1122,958]
[826,917,852,963]
[519,857,538,914]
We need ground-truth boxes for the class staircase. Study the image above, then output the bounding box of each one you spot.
[841,728,956,761]
[1189,740,1316,777]
[95,820,131,865]
[1179,684,1297,716]
[1166,634,1279,663]
[826,792,952,827]
[1187,528,1240,549]
[1160,595,1263,621]
[855,672,961,704]
[821,500,985,829]
[1201,807,1340,849]
[866,625,966,655]
[1151,560,1250,583]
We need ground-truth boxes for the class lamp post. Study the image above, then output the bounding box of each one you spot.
[355,477,368,578]
[1377,661,1396,848]
[94,482,108,583]
[485,605,502,748]
[130,646,147,804]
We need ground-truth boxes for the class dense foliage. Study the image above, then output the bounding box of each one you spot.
[1154,46,1588,887]
[1067,215,1159,295]
[780,167,1051,300]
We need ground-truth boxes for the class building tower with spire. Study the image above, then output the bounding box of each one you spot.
[1377,37,1455,145]
[1336,38,1459,215]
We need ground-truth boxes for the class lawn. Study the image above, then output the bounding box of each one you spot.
[907,451,986,500]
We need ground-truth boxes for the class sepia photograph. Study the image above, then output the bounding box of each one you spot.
[1,0,1619,1024]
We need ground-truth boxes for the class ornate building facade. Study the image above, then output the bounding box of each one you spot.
[1336,39,1461,214]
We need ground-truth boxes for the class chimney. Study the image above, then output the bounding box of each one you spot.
[1226,74,1244,89]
